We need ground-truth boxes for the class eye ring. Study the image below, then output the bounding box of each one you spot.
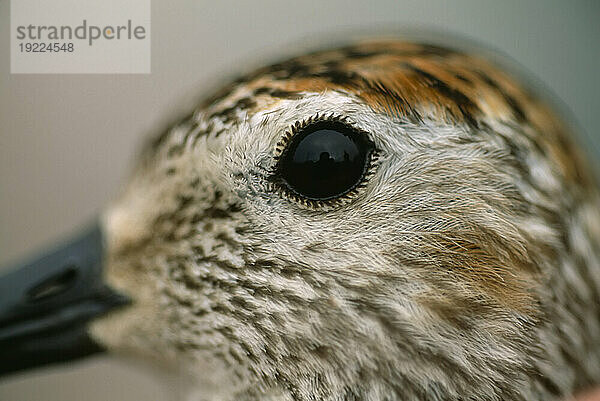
[270,114,379,209]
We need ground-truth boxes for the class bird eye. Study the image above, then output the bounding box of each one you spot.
[274,118,375,203]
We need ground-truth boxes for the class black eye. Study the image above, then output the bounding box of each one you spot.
[276,119,375,201]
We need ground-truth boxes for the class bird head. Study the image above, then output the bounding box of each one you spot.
[2,39,599,401]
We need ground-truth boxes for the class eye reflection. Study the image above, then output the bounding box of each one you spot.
[277,120,374,201]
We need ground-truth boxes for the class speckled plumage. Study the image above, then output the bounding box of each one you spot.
[90,39,600,400]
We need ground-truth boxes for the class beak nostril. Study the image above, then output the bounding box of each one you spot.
[26,265,79,303]
[0,223,131,377]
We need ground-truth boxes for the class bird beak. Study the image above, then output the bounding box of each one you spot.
[0,222,130,377]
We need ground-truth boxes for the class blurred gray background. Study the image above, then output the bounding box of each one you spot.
[1,0,599,399]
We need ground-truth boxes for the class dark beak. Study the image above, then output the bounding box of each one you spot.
[0,223,130,377]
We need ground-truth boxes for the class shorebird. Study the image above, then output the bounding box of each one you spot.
[1,38,599,401]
